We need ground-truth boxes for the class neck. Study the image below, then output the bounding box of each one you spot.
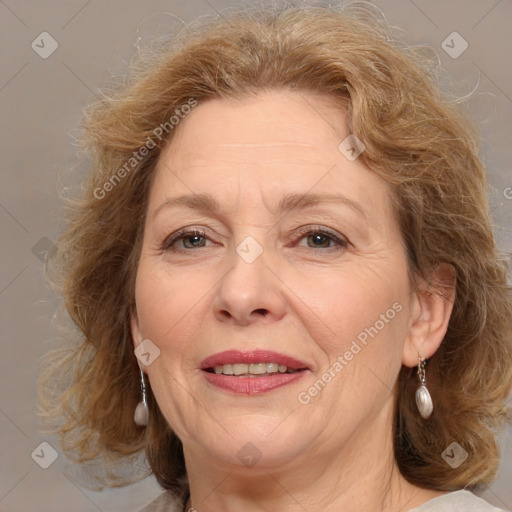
[182,403,445,512]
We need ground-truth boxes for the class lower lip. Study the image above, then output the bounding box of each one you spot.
[202,371,307,394]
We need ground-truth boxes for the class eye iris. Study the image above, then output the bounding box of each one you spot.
[308,233,331,248]
[183,234,205,248]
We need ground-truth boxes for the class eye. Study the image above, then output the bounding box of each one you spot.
[293,227,349,251]
[162,229,212,251]
[305,232,335,248]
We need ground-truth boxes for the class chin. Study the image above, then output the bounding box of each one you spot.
[195,418,313,470]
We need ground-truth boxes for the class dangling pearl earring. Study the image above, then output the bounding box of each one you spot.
[415,356,433,419]
[134,365,149,427]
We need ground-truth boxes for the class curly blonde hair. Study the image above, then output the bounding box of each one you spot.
[40,1,512,493]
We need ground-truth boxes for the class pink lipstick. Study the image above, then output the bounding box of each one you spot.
[200,350,309,394]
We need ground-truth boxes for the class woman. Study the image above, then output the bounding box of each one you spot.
[41,2,512,511]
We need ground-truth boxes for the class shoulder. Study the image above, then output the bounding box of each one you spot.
[137,488,508,512]
[410,490,509,512]
[137,490,186,512]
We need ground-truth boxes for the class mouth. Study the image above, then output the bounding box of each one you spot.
[200,350,310,394]
[206,362,304,376]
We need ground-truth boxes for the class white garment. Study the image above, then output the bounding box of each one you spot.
[138,490,184,512]
[138,489,509,512]
[410,490,507,511]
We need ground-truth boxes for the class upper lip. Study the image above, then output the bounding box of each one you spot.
[200,350,309,371]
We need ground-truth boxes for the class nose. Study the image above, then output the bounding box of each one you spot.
[212,245,286,326]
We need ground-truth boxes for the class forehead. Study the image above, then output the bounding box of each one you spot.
[148,90,391,217]
[162,90,348,162]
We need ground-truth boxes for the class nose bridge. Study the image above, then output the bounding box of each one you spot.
[213,236,285,324]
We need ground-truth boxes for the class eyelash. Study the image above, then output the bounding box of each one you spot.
[161,226,349,253]
[161,228,210,251]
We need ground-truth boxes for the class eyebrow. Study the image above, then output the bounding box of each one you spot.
[151,192,367,220]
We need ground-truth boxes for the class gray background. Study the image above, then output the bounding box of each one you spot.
[1,0,511,511]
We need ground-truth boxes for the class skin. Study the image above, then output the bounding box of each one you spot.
[131,90,455,512]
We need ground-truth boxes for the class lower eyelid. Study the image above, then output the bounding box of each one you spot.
[300,239,347,249]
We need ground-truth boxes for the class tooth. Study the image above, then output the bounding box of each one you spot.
[249,363,267,375]
[223,364,234,375]
[213,362,293,376]
[266,363,279,373]
[233,363,249,375]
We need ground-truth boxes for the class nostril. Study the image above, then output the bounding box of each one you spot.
[215,307,270,324]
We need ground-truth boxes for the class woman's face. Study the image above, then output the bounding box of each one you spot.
[132,90,417,470]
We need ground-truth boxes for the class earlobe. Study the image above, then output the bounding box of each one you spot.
[402,263,456,367]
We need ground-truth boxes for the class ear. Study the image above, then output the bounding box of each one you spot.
[130,306,143,351]
[402,263,456,367]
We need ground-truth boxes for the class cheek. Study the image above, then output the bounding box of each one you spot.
[295,264,410,363]
[134,259,210,349]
